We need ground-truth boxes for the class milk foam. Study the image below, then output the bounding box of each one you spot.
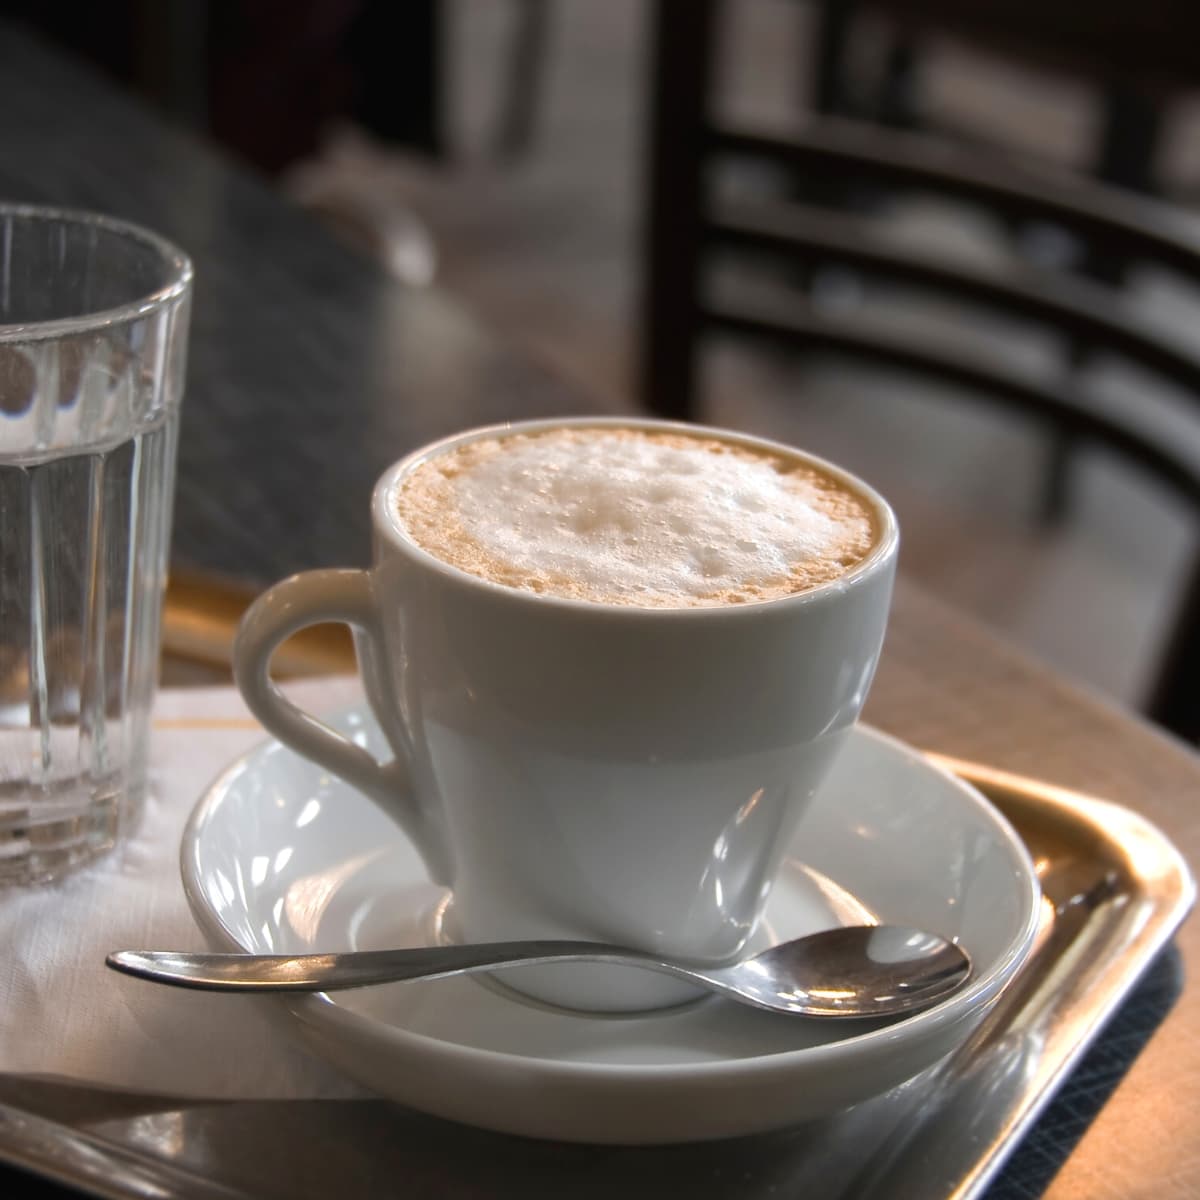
[396,428,876,606]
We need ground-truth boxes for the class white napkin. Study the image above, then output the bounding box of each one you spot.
[0,678,374,1100]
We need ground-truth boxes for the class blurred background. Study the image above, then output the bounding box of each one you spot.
[7,0,1199,730]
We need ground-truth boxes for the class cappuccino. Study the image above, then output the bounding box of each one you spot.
[395,426,877,607]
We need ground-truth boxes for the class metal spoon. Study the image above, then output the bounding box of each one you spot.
[107,925,969,1018]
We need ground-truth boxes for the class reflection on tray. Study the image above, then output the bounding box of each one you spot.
[162,570,356,682]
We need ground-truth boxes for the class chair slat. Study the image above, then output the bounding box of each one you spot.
[701,299,1200,512]
[710,120,1200,280]
[709,203,1200,401]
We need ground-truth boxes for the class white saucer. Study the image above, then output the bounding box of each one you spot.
[181,710,1040,1144]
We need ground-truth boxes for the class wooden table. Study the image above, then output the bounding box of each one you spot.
[0,19,1195,1200]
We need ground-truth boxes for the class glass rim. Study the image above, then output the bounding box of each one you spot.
[0,204,193,344]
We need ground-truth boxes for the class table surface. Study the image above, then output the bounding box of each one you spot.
[0,20,1197,1200]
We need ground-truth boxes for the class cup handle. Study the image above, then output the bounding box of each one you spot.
[233,568,452,884]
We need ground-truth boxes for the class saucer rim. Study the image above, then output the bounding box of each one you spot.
[180,715,1041,1082]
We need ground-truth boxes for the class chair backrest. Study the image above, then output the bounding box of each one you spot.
[639,0,1200,741]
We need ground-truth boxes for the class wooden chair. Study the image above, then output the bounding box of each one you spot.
[639,0,1200,741]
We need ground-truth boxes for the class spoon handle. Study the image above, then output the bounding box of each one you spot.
[106,940,669,992]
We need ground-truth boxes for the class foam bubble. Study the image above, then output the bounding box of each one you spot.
[396,428,877,606]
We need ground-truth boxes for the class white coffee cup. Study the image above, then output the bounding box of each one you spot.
[233,418,899,1011]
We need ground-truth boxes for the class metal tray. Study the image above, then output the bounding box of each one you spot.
[0,757,1192,1200]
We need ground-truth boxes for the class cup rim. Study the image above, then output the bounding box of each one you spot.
[371,417,899,618]
[0,204,193,343]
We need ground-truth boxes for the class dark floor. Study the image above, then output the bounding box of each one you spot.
[284,0,1200,716]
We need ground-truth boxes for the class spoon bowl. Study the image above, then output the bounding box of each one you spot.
[107,924,970,1018]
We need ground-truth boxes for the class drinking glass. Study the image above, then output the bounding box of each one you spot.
[0,206,192,883]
